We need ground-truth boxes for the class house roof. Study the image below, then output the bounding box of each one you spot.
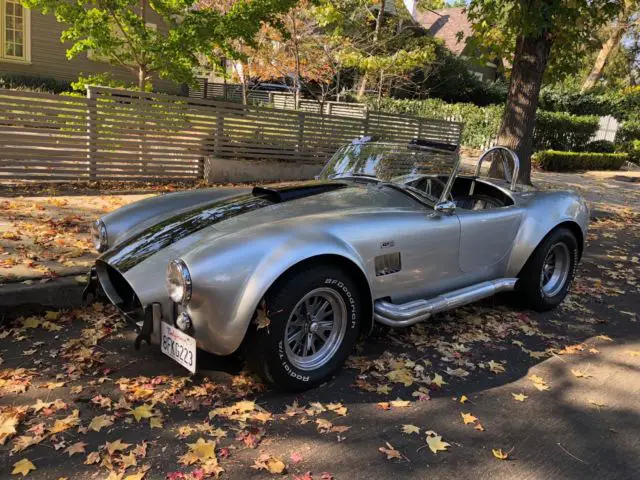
[415,7,472,56]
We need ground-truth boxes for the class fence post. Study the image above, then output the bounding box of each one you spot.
[86,87,97,181]
[362,107,370,137]
[297,111,305,154]
[214,110,224,158]
[327,102,333,116]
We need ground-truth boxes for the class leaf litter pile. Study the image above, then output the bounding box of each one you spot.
[0,206,638,478]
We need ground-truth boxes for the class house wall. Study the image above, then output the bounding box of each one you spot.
[460,45,499,82]
[0,10,180,93]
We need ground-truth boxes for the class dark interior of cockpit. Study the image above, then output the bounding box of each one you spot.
[407,176,515,210]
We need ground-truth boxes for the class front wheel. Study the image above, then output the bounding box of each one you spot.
[518,227,579,311]
[244,265,362,391]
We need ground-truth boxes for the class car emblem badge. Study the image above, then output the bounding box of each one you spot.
[380,240,395,249]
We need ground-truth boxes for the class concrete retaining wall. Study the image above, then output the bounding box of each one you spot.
[204,157,323,183]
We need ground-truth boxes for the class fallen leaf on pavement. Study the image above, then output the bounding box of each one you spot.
[529,375,550,391]
[252,454,286,474]
[512,393,528,402]
[430,373,447,387]
[66,442,87,457]
[461,412,478,425]
[571,369,592,379]
[425,432,450,454]
[128,404,154,422]
[402,424,420,435]
[88,415,114,432]
[106,439,132,455]
[85,452,101,465]
[492,448,510,460]
[12,458,36,476]
[488,360,505,374]
[379,442,403,460]
[389,398,411,408]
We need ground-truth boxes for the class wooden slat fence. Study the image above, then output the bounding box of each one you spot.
[0,86,463,182]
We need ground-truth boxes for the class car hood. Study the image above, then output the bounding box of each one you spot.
[96,181,418,306]
[99,181,413,273]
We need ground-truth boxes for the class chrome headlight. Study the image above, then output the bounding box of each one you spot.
[91,220,108,252]
[166,259,192,305]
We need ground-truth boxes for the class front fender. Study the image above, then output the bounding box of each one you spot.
[183,226,368,355]
[506,190,589,277]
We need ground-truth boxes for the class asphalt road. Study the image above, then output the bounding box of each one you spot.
[0,210,639,480]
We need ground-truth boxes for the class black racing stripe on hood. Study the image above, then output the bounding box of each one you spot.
[101,194,271,273]
[252,182,347,202]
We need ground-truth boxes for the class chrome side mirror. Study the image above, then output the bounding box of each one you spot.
[434,200,456,215]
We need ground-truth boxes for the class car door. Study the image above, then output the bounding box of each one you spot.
[455,206,525,277]
[371,208,462,304]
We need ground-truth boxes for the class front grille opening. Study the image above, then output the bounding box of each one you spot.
[96,261,142,316]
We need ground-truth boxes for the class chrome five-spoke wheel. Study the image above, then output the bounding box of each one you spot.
[540,242,571,297]
[284,288,348,371]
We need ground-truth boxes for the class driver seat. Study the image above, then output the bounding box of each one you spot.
[454,194,505,210]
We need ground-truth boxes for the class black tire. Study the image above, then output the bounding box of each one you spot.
[518,227,579,311]
[244,265,362,391]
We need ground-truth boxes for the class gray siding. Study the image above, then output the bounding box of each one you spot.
[0,10,180,93]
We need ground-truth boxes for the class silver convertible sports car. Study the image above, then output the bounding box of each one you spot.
[86,139,589,390]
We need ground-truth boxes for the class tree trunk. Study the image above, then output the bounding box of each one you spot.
[581,19,627,92]
[138,67,147,91]
[357,0,386,99]
[490,31,553,185]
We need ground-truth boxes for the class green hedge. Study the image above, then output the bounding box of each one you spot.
[366,97,503,149]
[583,140,615,153]
[533,111,600,152]
[369,97,602,152]
[616,120,640,145]
[533,150,628,172]
[539,86,640,121]
[0,74,72,93]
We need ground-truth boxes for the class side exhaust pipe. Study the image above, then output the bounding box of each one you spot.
[374,278,518,327]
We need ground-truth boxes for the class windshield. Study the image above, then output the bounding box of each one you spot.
[319,141,459,202]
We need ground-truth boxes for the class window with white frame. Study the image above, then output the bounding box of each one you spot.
[1,0,30,62]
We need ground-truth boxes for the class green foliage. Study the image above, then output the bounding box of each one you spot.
[616,120,640,165]
[22,0,297,90]
[533,111,600,152]
[539,85,640,120]
[466,0,622,82]
[616,120,640,145]
[370,97,605,152]
[629,140,640,164]
[70,73,135,93]
[313,0,439,95]
[414,47,507,105]
[533,150,628,172]
[583,140,616,153]
[0,74,72,93]
[367,96,503,149]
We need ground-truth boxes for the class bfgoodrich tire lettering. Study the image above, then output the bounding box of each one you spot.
[518,227,579,312]
[244,266,362,391]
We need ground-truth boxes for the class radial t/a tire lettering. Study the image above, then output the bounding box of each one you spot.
[243,265,362,391]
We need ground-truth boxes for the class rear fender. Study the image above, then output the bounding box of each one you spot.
[506,191,588,277]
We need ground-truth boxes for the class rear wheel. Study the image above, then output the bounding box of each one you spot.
[244,265,362,391]
[518,227,579,311]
